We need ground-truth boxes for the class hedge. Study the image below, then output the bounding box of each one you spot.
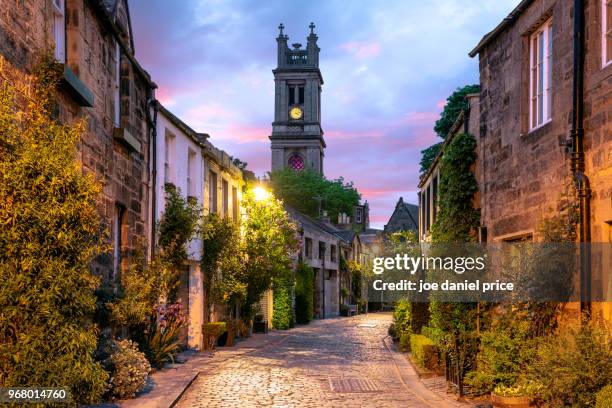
[295,263,314,324]
[596,385,612,408]
[410,334,439,371]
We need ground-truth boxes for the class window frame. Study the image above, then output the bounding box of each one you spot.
[603,0,612,67]
[529,18,553,131]
[222,179,229,216]
[164,130,175,185]
[209,170,218,214]
[52,0,66,63]
[187,148,196,197]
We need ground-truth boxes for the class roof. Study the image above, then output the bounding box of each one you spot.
[384,198,419,232]
[157,102,209,147]
[469,0,534,57]
[285,206,341,241]
[332,229,356,244]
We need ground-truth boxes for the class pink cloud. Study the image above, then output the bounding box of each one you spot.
[325,129,384,139]
[340,41,381,59]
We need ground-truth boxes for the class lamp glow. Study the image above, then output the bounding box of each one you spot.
[253,186,270,202]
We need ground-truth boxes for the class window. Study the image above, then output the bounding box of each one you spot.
[112,204,125,282]
[232,186,238,221]
[318,241,325,260]
[287,85,305,105]
[187,149,196,197]
[298,86,305,104]
[164,131,174,184]
[288,154,304,171]
[114,41,121,127]
[222,179,229,216]
[288,86,295,106]
[603,0,612,67]
[355,208,363,224]
[305,238,313,258]
[209,171,218,213]
[330,245,337,262]
[529,19,553,130]
[52,0,65,62]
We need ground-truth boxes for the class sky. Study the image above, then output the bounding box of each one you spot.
[129,0,518,229]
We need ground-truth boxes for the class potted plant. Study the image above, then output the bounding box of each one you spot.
[492,381,543,408]
[202,322,227,351]
[253,314,268,333]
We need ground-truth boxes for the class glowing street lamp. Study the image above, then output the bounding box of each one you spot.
[253,186,270,202]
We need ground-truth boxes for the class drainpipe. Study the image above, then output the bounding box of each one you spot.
[570,0,591,317]
[147,97,159,258]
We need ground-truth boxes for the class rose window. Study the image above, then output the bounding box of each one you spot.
[288,154,304,171]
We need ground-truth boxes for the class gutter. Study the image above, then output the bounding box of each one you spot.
[147,95,159,258]
[569,0,591,317]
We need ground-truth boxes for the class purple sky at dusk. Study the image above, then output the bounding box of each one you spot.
[129,0,518,229]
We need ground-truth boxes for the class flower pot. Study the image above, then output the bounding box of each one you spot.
[491,393,533,408]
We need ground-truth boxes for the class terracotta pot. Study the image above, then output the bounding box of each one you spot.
[491,393,533,408]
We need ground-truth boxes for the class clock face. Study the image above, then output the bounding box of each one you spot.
[289,107,303,120]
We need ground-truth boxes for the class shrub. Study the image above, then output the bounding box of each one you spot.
[393,299,411,334]
[596,385,612,408]
[527,320,612,407]
[273,277,294,329]
[399,330,412,352]
[295,263,314,324]
[410,334,439,370]
[420,326,445,345]
[493,380,543,398]
[202,322,227,351]
[140,301,185,368]
[105,339,150,400]
[0,54,109,403]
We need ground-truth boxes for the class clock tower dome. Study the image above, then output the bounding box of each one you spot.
[270,23,325,174]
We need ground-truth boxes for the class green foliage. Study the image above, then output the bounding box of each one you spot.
[526,320,612,407]
[419,142,442,175]
[430,133,479,243]
[268,169,361,223]
[108,247,172,330]
[0,54,108,403]
[105,339,150,400]
[596,385,612,408]
[158,184,199,300]
[295,262,314,324]
[140,301,185,368]
[493,380,543,398]
[272,277,294,330]
[434,84,480,139]
[240,186,299,319]
[410,334,438,369]
[393,299,412,334]
[399,331,411,352]
[200,213,244,311]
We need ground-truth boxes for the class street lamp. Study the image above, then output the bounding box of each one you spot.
[253,186,270,202]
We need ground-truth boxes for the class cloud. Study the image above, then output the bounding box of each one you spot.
[340,41,381,59]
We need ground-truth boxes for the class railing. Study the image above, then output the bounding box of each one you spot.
[287,52,308,65]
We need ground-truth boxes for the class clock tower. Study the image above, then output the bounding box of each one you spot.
[270,23,325,174]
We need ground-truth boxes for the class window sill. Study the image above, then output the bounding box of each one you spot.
[113,127,141,152]
[522,120,552,138]
[61,66,94,107]
[528,119,552,134]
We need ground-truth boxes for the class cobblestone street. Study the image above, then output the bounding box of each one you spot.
[176,313,467,408]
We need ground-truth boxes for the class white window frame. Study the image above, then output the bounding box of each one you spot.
[355,208,363,224]
[603,0,612,67]
[187,148,196,197]
[114,41,121,127]
[529,19,553,131]
[164,131,174,185]
[52,0,65,62]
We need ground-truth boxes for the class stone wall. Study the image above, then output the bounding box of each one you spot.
[0,0,154,283]
[477,0,611,241]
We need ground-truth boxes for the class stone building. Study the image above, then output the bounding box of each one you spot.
[270,23,325,174]
[469,0,611,318]
[0,0,156,285]
[384,197,419,235]
[418,93,480,241]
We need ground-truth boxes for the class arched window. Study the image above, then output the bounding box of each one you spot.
[288,154,304,171]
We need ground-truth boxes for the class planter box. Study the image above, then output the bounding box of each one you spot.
[492,394,533,408]
[253,321,268,333]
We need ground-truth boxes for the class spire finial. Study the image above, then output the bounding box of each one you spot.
[309,22,315,34]
[278,23,285,36]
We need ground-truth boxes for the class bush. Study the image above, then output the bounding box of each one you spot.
[420,326,445,345]
[527,320,612,407]
[202,322,227,350]
[410,334,439,370]
[105,339,150,400]
[140,301,185,368]
[596,385,612,408]
[493,380,543,398]
[393,299,411,334]
[273,277,294,329]
[0,54,109,403]
[399,330,412,352]
[295,263,314,324]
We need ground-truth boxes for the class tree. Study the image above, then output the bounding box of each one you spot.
[240,186,299,319]
[0,55,108,402]
[268,169,361,223]
[434,84,480,139]
[419,84,479,176]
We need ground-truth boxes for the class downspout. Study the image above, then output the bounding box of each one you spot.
[570,0,591,317]
[147,97,159,259]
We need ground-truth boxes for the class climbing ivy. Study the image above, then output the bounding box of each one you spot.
[430,133,480,243]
